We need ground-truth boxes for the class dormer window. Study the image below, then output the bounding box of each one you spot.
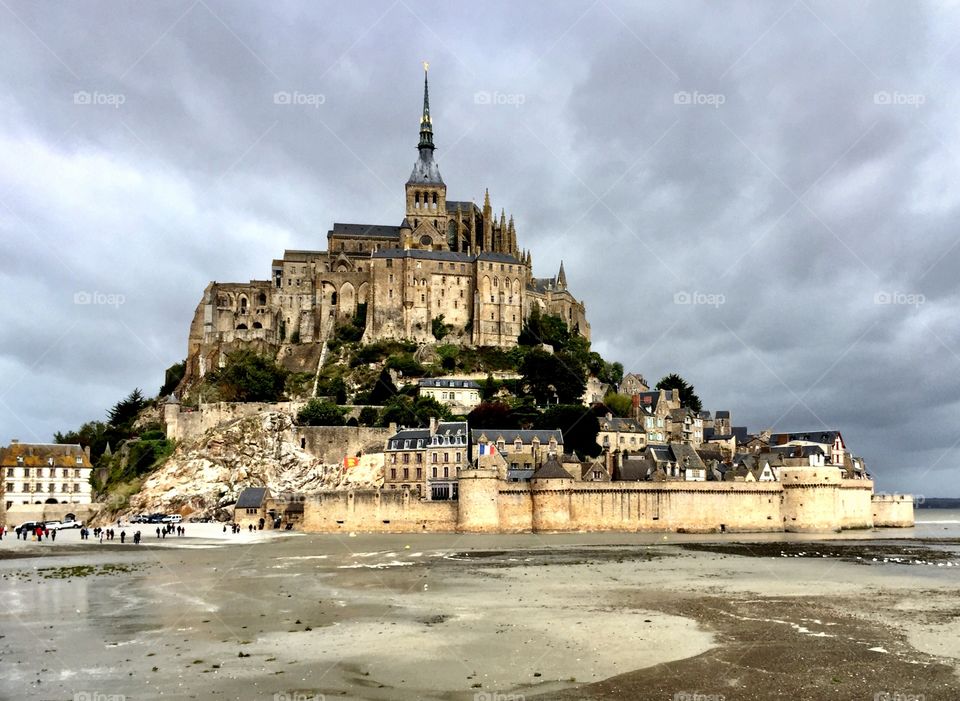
[47,457,54,466]
[17,456,24,465]
[76,456,83,465]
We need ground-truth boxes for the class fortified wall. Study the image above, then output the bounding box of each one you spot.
[299,467,914,534]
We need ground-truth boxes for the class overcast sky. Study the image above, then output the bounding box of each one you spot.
[2,1,959,495]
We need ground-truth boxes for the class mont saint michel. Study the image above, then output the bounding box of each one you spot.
[2,4,959,701]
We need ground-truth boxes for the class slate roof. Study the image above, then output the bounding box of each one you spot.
[445,200,479,213]
[635,391,663,411]
[769,431,843,446]
[408,149,444,184]
[420,378,481,389]
[386,428,431,450]
[532,457,572,479]
[670,443,706,471]
[236,487,269,509]
[618,456,654,481]
[730,427,750,442]
[477,251,523,263]
[0,442,92,468]
[715,410,730,419]
[328,223,401,239]
[598,417,643,432]
[372,249,474,262]
[471,429,563,444]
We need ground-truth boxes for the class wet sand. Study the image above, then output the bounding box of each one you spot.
[0,527,957,700]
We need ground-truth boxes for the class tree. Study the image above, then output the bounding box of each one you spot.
[467,402,518,430]
[520,349,586,405]
[656,373,702,413]
[159,360,186,397]
[519,307,571,351]
[358,406,379,427]
[431,314,452,340]
[107,388,147,430]
[535,404,601,458]
[481,374,498,401]
[297,399,347,426]
[368,368,399,405]
[378,395,452,427]
[602,391,633,417]
[212,349,288,402]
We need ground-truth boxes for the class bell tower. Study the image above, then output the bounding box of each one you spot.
[405,62,448,250]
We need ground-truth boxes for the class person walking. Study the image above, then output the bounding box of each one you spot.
[119,530,126,544]
[156,527,161,538]
[50,528,56,542]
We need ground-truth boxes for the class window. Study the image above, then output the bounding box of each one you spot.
[73,484,79,492]
[432,453,438,463]
[62,469,68,478]
[432,467,438,478]
[443,452,449,463]
[416,453,422,463]
[403,468,409,479]
[62,483,69,492]
[6,483,12,492]
[443,467,449,478]
[403,454,410,464]
[48,484,55,492]
[23,467,29,477]
[5,468,11,477]
[75,456,83,465]
[416,468,422,479]
[456,452,461,462]
[390,468,397,479]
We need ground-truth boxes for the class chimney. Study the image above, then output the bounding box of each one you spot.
[10,438,19,444]
[429,416,438,434]
[84,446,91,460]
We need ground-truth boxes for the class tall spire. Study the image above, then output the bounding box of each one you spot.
[557,260,567,289]
[418,61,434,152]
[407,62,443,185]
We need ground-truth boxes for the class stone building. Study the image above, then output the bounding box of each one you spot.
[1,440,93,510]
[383,420,468,500]
[596,414,645,454]
[180,66,590,389]
[470,429,563,480]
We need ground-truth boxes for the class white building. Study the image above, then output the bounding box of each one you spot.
[418,378,482,414]
[1,440,94,509]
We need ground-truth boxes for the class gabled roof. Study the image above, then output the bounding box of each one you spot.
[471,429,562,444]
[445,200,479,214]
[236,487,270,509]
[618,456,654,481]
[670,443,706,471]
[386,428,431,450]
[435,421,468,437]
[714,410,730,419]
[532,457,573,479]
[598,417,642,432]
[0,442,92,468]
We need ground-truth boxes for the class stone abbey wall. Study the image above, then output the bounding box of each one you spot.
[300,469,912,534]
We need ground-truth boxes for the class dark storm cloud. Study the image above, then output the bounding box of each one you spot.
[2,1,958,494]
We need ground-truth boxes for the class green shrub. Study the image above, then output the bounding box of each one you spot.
[296,399,347,426]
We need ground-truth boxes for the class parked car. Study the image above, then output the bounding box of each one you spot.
[162,514,183,524]
[188,516,212,523]
[15,521,42,536]
[147,514,166,524]
[56,520,83,530]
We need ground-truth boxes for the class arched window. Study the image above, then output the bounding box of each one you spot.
[239,297,248,312]
[420,235,432,247]
[236,323,248,330]
[331,292,338,306]
[252,322,263,329]
[258,292,267,305]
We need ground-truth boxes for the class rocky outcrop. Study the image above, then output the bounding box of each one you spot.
[123,411,383,520]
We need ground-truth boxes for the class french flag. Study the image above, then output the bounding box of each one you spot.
[479,444,497,456]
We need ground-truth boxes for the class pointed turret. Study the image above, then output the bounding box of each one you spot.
[507,215,516,254]
[498,209,506,252]
[557,261,567,289]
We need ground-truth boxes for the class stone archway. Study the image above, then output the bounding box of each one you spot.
[339,282,356,318]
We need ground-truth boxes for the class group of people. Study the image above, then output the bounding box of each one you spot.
[155,524,186,538]
[14,524,56,541]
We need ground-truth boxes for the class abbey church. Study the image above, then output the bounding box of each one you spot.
[182,67,589,381]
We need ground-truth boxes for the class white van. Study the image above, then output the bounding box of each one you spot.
[163,514,183,524]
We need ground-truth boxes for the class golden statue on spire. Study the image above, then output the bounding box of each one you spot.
[423,60,429,72]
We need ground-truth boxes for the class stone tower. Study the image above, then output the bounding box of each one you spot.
[404,62,448,249]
